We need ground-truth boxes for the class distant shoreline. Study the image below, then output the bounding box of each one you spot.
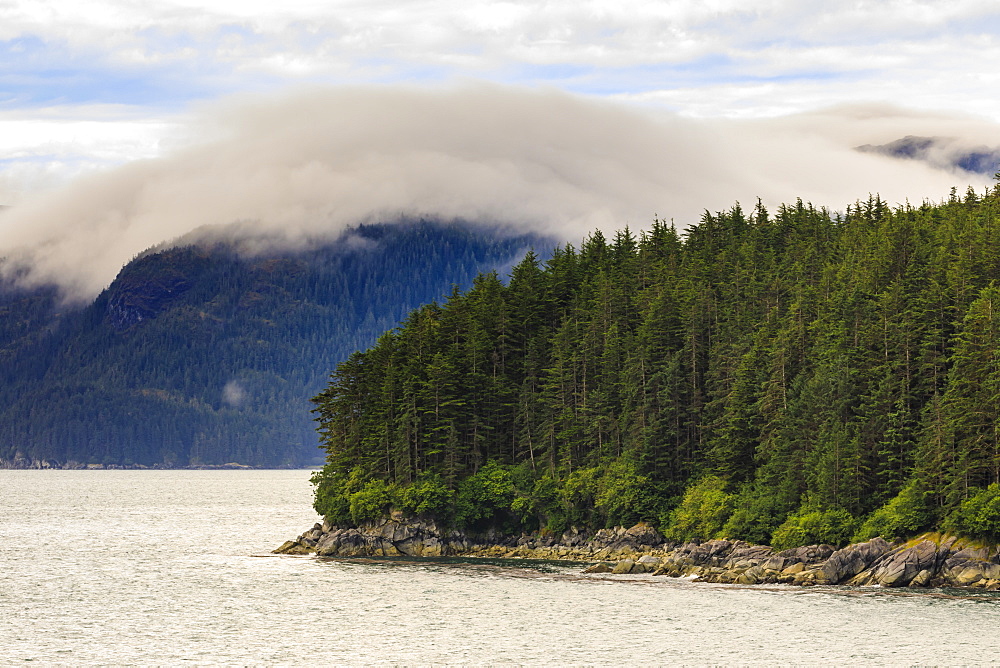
[0,458,320,471]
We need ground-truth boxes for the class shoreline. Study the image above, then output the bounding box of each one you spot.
[274,516,1000,591]
[0,458,320,470]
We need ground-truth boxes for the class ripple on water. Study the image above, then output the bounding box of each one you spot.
[2,469,1000,664]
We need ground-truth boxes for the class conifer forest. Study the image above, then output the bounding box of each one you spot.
[312,186,1000,548]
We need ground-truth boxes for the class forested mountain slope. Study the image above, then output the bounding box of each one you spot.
[311,186,1000,548]
[0,221,547,468]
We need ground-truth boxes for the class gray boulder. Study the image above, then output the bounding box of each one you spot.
[945,561,1000,586]
[272,540,314,555]
[623,522,665,547]
[777,543,836,565]
[583,562,614,574]
[612,559,636,574]
[841,535,994,588]
[818,537,893,584]
[867,539,940,587]
[724,545,775,572]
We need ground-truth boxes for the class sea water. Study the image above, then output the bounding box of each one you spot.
[1,469,998,665]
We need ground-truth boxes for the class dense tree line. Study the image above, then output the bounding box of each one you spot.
[0,221,545,467]
[312,186,1000,546]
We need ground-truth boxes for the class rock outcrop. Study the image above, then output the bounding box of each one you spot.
[817,537,893,584]
[313,516,469,557]
[648,533,1000,589]
[274,516,667,560]
[274,520,1000,590]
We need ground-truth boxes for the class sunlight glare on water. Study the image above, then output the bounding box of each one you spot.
[1,470,998,664]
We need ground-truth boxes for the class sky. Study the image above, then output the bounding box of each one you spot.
[2,0,1000,300]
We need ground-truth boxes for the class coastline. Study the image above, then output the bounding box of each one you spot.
[275,516,1000,590]
[0,457,317,470]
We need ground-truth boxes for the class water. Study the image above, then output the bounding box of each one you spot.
[2,470,999,665]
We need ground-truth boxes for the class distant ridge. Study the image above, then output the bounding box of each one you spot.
[857,135,1000,175]
[0,220,552,468]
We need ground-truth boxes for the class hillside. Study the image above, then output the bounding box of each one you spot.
[0,221,548,468]
[310,186,1000,548]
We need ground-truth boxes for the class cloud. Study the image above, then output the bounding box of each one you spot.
[0,84,996,303]
[3,1,1000,197]
[222,380,247,407]
[0,105,175,200]
[3,1,1000,118]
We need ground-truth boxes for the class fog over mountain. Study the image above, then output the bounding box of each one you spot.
[857,135,1000,175]
[1,84,998,303]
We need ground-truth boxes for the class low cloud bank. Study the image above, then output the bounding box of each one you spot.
[1,84,997,302]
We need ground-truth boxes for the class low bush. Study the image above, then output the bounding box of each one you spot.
[853,481,932,542]
[770,506,857,550]
[594,458,651,529]
[944,483,1000,541]
[348,478,399,524]
[311,466,372,525]
[397,473,454,518]
[454,460,517,529]
[665,476,734,542]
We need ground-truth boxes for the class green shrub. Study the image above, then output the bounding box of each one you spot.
[594,458,651,528]
[853,481,932,542]
[665,476,734,542]
[944,483,1000,541]
[770,507,857,550]
[510,472,561,532]
[311,466,373,525]
[398,473,454,518]
[719,485,788,545]
[558,466,601,528]
[348,478,398,524]
[454,460,516,529]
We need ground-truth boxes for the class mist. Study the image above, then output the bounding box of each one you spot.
[1,83,997,303]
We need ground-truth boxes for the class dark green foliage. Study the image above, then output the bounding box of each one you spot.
[349,478,399,524]
[944,483,1000,541]
[0,221,548,467]
[665,476,734,542]
[311,187,1000,543]
[721,483,790,545]
[770,507,858,550]
[398,473,455,518]
[310,466,360,525]
[455,461,518,530]
[592,458,653,529]
[853,481,933,542]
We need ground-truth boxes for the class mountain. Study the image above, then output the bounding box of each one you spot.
[310,187,1000,548]
[857,135,1000,175]
[0,220,550,468]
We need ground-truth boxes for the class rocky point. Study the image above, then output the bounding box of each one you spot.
[274,519,1000,590]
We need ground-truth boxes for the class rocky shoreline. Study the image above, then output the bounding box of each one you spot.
[274,515,1000,590]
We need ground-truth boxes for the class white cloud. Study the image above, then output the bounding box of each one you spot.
[222,380,247,407]
[4,1,999,99]
[0,85,995,303]
[1,1,999,252]
[0,106,179,202]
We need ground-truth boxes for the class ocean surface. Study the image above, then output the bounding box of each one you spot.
[2,469,999,665]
